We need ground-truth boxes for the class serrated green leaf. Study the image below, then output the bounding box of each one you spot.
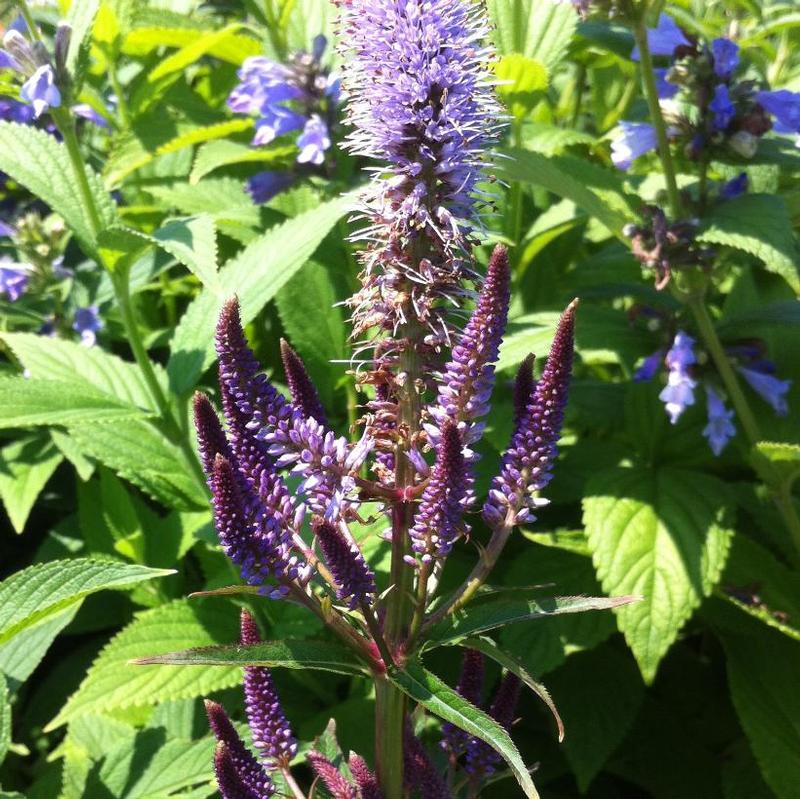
[0,559,172,648]
[66,420,205,510]
[494,54,548,118]
[65,0,101,81]
[151,215,219,288]
[48,600,240,729]
[390,661,540,799]
[0,674,9,766]
[0,122,117,255]
[425,594,635,647]
[148,24,242,83]
[50,428,95,482]
[123,26,261,64]
[1,332,161,411]
[752,441,800,488]
[697,194,800,292]
[167,192,353,395]
[190,140,295,184]
[583,467,734,683]
[456,636,564,741]
[497,148,631,236]
[0,378,152,428]
[721,622,800,799]
[133,638,368,676]
[148,178,260,227]
[0,436,63,534]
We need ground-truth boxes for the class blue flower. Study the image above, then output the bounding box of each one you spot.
[0,257,30,301]
[296,115,330,165]
[710,84,735,131]
[251,105,306,146]
[20,64,61,118]
[654,68,678,99]
[755,89,800,134]
[631,14,690,60]
[738,365,791,416]
[711,38,739,78]
[703,385,735,455]
[73,305,103,347]
[227,58,302,115]
[0,98,34,124]
[611,122,658,170]
[72,103,109,128]
[658,331,697,424]
[634,350,664,382]
[720,172,748,199]
[247,171,294,204]
[0,49,20,71]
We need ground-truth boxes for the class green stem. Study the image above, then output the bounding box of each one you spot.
[633,17,682,219]
[507,118,524,254]
[775,485,800,560]
[15,1,42,41]
[568,63,587,129]
[374,677,405,799]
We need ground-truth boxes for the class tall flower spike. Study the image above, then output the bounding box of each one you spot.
[280,338,328,425]
[314,518,376,608]
[206,702,275,799]
[193,392,232,477]
[240,611,297,766]
[306,752,358,799]
[340,0,503,349]
[513,354,535,429]
[348,753,384,799]
[409,421,469,563]
[482,301,577,529]
[464,674,521,777]
[427,245,511,452]
[210,455,300,593]
[404,725,450,799]
[442,649,484,755]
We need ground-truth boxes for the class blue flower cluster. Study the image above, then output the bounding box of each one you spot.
[227,36,339,204]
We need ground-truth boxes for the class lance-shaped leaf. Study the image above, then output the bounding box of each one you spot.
[389,661,540,799]
[453,636,564,742]
[424,594,638,647]
[132,639,369,677]
[0,559,173,648]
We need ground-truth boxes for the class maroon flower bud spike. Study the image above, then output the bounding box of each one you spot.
[348,753,384,799]
[193,391,232,478]
[280,338,328,425]
[306,752,359,799]
[313,518,376,610]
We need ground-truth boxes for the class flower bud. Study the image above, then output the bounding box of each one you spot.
[728,131,757,158]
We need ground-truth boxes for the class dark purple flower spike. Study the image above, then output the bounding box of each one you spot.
[306,751,359,799]
[348,753,384,799]
[280,338,328,425]
[313,518,376,609]
[465,674,521,777]
[483,299,577,529]
[404,725,451,799]
[193,392,232,477]
[442,649,484,755]
[240,610,297,766]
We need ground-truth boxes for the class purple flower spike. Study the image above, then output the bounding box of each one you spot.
[20,64,61,118]
[513,354,536,428]
[658,330,697,424]
[427,244,511,456]
[712,38,739,78]
[240,610,297,766]
[465,674,521,777]
[348,754,384,799]
[631,14,690,60]
[307,752,358,799]
[314,518,376,608]
[409,421,469,563]
[710,84,735,131]
[703,385,736,456]
[755,89,800,133]
[611,122,658,171]
[442,649,484,755]
[206,702,275,799]
[404,726,450,799]
[280,338,327,425]
[737,365,791,416]
[193,392,232,476]
[482,301,577,530]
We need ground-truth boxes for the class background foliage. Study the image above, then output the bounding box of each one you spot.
[1,0,799,797]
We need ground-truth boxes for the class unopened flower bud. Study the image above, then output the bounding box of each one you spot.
[54,23,72,76]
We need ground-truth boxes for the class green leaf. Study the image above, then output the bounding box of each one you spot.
[167,192,353,395]
[0,436,63,534]
[390,661,540,799]
[0,122,117,255]
[545,643,645,792]
[497,148,631,236]
[148,178,260,228]
[697,194,800,293]
[65,420,205,510]
[0,559,172,648]
[190,140,295,184]
[0,378,152,428]
[0,674,9,766]
[1,332,161,411]
[122,26,261,64]
[148,25,244,82]
[133,638,368,676]
[720,621,800,799]
[424,594,635,647]
[151,215,219,289]
[65,0,101,79]
[455,636,564,741]
[583,466,734,682]
[494,54,549,118]
[752,441,800,489]
[47,600,241,729]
